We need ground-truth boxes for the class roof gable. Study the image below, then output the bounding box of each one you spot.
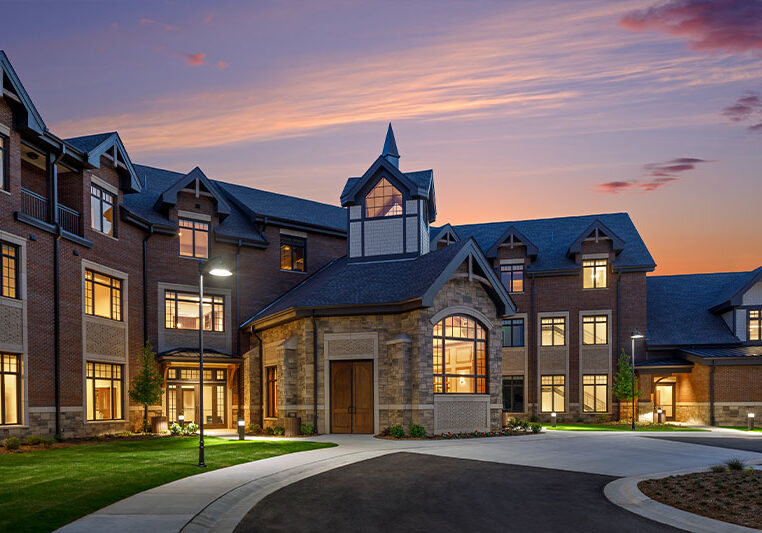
[0,50,46,134]
[567,219,625,256]
[64,132,141,193]
[341,156,419,205]
[430,224,460,247]
[155,166,232,220]
[710,266,762,312]
[485,225,538,258]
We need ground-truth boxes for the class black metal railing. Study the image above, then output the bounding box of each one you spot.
[21,187,82,236]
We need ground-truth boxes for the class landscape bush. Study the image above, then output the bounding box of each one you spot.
[182,423,199,436]
[247,423,262,434]
[726,458,745,471]
[272,426,285,436]
[710,464,726,473]
[388,424,405,438]
[300,424,314,435]
[3,437,20,450]
[530,423,542,434]
[22,435,44,446]
[408,424,425,438]
[169,422,183,436]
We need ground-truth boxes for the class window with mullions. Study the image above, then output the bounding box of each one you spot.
[583,259,607,289]
[540,375,565,412]
[179,218,209,258]
[541,317,565,346]
[165,290,224,331]
[582,315,608,345]
[502,375,524,412]
[499,264,524,293]
[0,134,8,191]
[1,242,19,299]
[433,315,488,394]
[90,185,116,236]
[583,374,608,413]
[365,178,402,218]
[502,318,524,347]
[86,362,123,421]
[0,354,21,425]
[266,366,277,418]
[85,270,122,321]
[280,236,306,272]
[750,310,761,341]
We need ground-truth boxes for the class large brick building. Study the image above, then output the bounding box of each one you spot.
[0,51,759,438]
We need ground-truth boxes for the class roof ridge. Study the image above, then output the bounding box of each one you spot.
[453,211,629,228]
[649,270,756,279]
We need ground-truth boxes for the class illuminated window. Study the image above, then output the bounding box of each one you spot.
[280,236,306,272]
[86,362,122,421]
[85,270,122,321]
[165,290,224,331]
[433,315,488,394]
[0,134,8,191]
[365,178,402,218]
[266,366,277,418]
[500,264,524,293]
[90,185,115,236]
[582,315,608,345]
[179,218,209,258]
[541,375,565,412]
[1,242,19,299]
[541,317,565,346]
[502,318,524,347]
[583,259,607,289]
[0,353,20,425]
[750,310,761,341]
[583,374,608,413]
[502,375,524,412]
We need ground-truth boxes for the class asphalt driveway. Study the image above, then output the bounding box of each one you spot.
[645,434,762,454]
[235,451,680,533]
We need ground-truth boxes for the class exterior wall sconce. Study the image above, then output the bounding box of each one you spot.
[238,419,246,441]
[551,412,557,428]
[749,412,755,431]
[656,408,664,424]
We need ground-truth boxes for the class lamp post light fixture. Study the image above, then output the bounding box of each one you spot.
[197,257,233,468]
[630,330,644,431]
[749,412,755,431]
[551,412,557,428]
[657,408,664,424]
[238,419,246,441]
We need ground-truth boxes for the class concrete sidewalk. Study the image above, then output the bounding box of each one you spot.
[57,431,762,533]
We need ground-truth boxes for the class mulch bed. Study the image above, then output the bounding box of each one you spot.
[639,470,762,529]
[375,431,539,440]
[0,433,166,454]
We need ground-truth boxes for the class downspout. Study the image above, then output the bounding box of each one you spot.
[529,273,536,417]
[51,147,64,436]
[235,241,242,423]
[616,273,622,419]
[311,311,318,432]
[709,361,716,426]
[142,225,154,346]
[253,330,264,425]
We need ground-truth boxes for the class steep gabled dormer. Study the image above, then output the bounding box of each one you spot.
[340,125,436,261]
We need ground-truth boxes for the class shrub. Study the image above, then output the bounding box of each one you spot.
[3,437,20,450]
[409,424,425,438]
[300,423,314,435]
[519,420,530,431]
[247,423,262,434]
[183,422,199,435]
[726,458,745,471]
[272,426,285,436]
[169,422,183,436]
[710,464,726,473]
[388,424,405,438]
[530,423,542,434]
[379,427,390,437]
[265,426,275,435]
[23,435,44,446]
[40,437,54,448]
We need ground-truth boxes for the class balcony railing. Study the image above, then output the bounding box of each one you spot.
[20,187,82,236]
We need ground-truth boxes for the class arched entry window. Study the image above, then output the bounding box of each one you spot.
[365,178,402,218]
[433,315,487,394]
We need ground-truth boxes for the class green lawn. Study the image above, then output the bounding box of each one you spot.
[719,426,762,432]
[548,423,709,432]
[0,436,334,532]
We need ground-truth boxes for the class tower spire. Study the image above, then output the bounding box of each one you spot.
[381,123,400,168]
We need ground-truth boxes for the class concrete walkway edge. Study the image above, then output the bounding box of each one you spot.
[604,463,762,533]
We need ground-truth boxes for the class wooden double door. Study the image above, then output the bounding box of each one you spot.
[331,360,374,434]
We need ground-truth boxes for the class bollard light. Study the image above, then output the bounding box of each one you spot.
[749,412,755,431]
[551,412,557,428]
[657,408,664,424]
[238,419,246,441]
[179,414,185,427]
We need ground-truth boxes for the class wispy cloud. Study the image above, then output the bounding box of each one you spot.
[620,0,762,53]
[182,53,207,66]
[140,17,178,32]
[722,90,762,133]
[595,157,710,193]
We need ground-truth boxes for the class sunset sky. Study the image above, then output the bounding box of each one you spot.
[2,0,760,275]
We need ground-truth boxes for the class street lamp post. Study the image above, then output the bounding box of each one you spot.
[630,329,644,431]
[197,257,233,468]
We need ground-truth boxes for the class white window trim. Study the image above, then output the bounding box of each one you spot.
[280,228,307,239]
[0,122,10,136]
[499,258,525,265]
[177,210,212,222]
[90,174,119,196]
[581,253,609,260]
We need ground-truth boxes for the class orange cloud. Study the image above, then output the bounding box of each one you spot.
[182,53,207,67]
[216,61,229,69]
[140,17,178,31]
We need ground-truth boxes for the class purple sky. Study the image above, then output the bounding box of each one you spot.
[2,0,761,274]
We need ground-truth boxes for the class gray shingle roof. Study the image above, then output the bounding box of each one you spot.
[635,357,693,368]
[64,132,117,153]
[340,169,433,201]
[646,270,759,346]
[680,346,762,359]
[454,212,654,273]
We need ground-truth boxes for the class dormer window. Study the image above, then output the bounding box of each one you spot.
[365,178,402,218]
[750,310,761,341]
[583,259,607,289]
[179,218,209,258]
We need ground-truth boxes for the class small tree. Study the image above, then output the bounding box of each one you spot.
[613,349,641,402]
[129,342,164,432]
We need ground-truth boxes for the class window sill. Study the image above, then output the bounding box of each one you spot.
[85,314,125,327]
[179,254,207,260]
[85,419,127,424]
[0,295,23,307]
[582,287,609,291]
[0,188,11,197]
[280,269,308,275]
[91,229,119,242]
